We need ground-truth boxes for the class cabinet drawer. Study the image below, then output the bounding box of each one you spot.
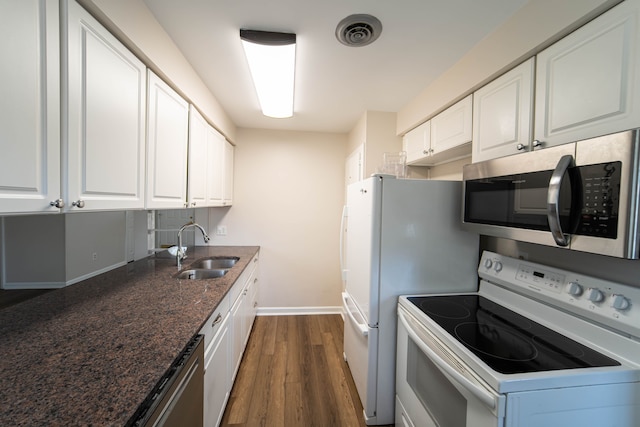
[200,294,229,352]
[229,253,259,305]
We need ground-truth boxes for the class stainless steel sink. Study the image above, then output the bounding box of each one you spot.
[189,256,239,270]
[175,269,228,280]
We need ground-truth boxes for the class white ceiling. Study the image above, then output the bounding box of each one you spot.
[143,0,529,133]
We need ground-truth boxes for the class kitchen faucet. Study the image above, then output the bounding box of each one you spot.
[176,222,210,269]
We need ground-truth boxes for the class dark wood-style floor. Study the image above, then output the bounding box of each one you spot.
[220,315,394,427]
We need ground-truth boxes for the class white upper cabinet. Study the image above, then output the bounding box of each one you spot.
[190,105,232,208]
[431,95,473,153]
[223,141,234,206]
[187,106,208,208]
[472,58,534,163]
[404,95,473,166]
[404,121,431,164]
[535,0,640,148]
[207,129,226,207]
[146,70,189,209]
[0,0,60,214]
[64,0,146,211]
[345,145,364,187]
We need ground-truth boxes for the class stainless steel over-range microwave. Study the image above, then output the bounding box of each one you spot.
[462,129,640,259]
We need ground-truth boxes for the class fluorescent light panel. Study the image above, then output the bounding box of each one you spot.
[240,29,296,118]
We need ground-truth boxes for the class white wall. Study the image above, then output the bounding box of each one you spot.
[205,128,347,313]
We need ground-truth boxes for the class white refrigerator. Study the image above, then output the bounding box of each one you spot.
[341,175,479,425]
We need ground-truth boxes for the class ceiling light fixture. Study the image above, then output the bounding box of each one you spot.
[240,29,296,119]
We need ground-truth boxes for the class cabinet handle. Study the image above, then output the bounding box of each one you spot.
[532,139,543,148]
[422,149,428,155]
[253,302,258,308]
[254,278,258,283]
[72,200,85,208]
[516,143,526,151]
[212,313,222,326]
[49,199,65,208]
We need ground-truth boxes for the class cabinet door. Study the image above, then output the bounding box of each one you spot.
[65,0,146,211]
[403,121,431,164]
[535,0,640,147]
[223,141,234,206]
[188,106,208,208]
[0,0,60,214]
[230,293,244,382]
[207,129,225,207]
[204,320,230,427]
[431,94,473,154]
[472,58,534,162]
[345,145,364,186]
[146,70,189,209]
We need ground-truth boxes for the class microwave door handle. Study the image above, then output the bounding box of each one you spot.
[398,310,498,410]
[547,155,574,247]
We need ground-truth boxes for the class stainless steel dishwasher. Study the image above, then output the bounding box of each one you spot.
[128,335,204,427]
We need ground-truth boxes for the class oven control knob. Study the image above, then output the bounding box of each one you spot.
[493,261,503,272]
[587,288,605,303]
[566,282,584,296]
[484,259,493,269]
[610,294,631,311]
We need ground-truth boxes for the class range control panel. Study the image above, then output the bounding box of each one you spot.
[479,251,640,340]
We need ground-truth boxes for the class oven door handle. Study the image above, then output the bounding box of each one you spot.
[398,309,498,410]
[342,292,369,337]
[547,154,574,247]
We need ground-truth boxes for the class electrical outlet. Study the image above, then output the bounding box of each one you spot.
[92,252,98,261]
[216,225,227,236]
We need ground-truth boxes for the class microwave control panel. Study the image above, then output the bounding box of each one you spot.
[576,161,621,239]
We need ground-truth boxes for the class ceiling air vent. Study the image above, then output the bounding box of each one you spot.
[335,14,382,47]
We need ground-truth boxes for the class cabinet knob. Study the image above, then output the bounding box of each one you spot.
[532,139,543,148]
[423,149,428,155]
[49,199,65,208]
[72,200,85,208]
[516,143,527,151]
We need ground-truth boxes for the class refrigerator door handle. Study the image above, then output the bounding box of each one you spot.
[342,292,368,337]
[340,205,348,281]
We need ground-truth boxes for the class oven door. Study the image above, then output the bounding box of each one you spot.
[396,306,505,427]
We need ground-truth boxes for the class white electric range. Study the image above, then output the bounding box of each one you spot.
[396,251,640,427]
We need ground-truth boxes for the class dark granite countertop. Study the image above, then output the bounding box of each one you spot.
[0,245,259,426]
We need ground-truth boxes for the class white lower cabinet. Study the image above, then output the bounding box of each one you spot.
[201,252,259,427]
[203,314,230,427]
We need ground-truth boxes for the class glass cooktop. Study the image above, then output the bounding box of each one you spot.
[407,295,620,374]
